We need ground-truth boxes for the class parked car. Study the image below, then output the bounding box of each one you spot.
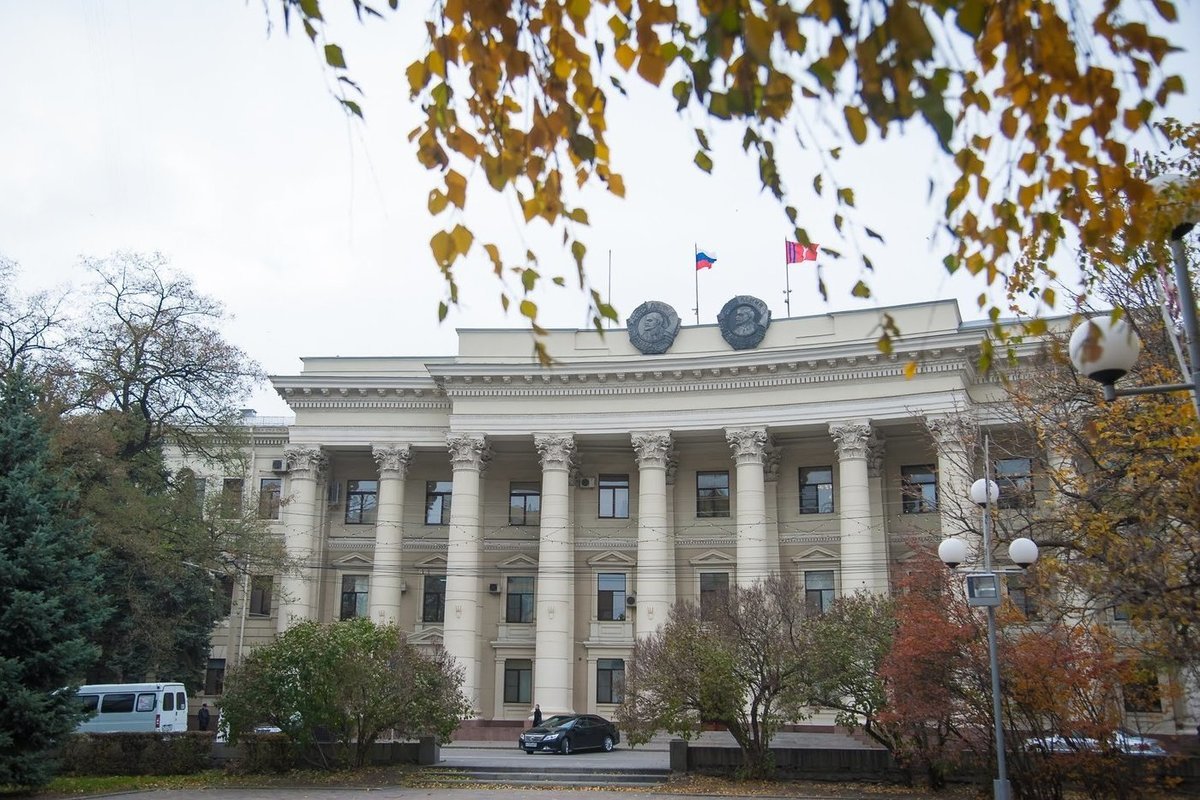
[1024,730,1167,756]
[517,713,620,754]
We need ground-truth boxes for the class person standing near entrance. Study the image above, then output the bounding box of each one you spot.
[198,703,211,731]
[532,704,542,727]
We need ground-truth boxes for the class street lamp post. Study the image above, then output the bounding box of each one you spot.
[938,441,1039,800]
[1069,173,1199,413]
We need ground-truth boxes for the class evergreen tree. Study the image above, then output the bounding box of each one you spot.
[0,367,109,787]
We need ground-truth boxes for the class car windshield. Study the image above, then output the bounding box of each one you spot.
[541,715,576,728]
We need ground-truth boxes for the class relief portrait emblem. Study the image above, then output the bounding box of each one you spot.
[627,301,682,355]
[717,295,771,350]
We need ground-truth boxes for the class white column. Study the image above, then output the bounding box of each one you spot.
[444,433,489,716]
[632,432,673,639]
[664,454,678,605]
[866,433,889,593]
[533,433,576,715]
[726,427,769,587]
[277,445,324,632]
[830,421,874,594]
[764,441,782,575]
[929,415,977,561]
[370,444,411,625]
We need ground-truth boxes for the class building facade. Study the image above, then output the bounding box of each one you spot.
[195,298,1194,736]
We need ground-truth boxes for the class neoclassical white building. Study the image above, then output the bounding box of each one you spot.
[199,298,1192,735]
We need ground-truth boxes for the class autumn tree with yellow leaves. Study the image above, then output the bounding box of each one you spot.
[268,0,1192,361]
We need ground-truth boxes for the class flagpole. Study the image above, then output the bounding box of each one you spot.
[693,243,700,325]
[783,239,792,318]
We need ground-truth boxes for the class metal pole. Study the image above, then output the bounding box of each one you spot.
[1168,236,1200,418]
[981,436,1010,800]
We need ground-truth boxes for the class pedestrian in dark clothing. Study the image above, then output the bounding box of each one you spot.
[532,704,542,727]
[198,703,211,731]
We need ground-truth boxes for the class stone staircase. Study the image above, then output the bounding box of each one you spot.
[420,763,672,788]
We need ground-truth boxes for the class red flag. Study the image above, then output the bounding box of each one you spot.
[785,241,820,264]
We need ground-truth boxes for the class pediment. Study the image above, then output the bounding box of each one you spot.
[587,550,637,567]
[332,553,373,567]
[790,546,839,563]
[497,553,538,570]
[407,627,444,647]
[414,555,448,570]
[688,549,736,566]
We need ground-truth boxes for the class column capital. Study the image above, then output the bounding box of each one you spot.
[830,421,872,460]
[534,433,576,470]
[632,431,673,468]
[665,453,679,485]
[764,439,782,482]
[867,432,886,479]
[447,433,491,471]
[725,427,768,465]
[927,414,977,451]
[372,444,413,476]
[283,445,325,479]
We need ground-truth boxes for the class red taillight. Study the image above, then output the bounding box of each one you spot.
[155,713,161,729]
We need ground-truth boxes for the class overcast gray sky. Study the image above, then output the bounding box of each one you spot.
[1,2,1196,416]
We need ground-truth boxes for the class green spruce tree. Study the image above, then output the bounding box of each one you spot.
[0,366,110,787]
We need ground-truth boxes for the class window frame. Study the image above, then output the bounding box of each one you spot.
[1122,664,1163,713]
[220,477,244,519]
[248,575,272,617]
[344,480,379,525]
[597,658,625,704]
[505,575,535,623]
[598,474,630,519]
[1006,573,1037,618]
[901,464,938,514]
[258,477,282,520]
[995,457,1034,509]
[422,574,447,623]
[799,466,835,514]
[425,480,453,525]
[696,471,731,518]
[699,571,730,620]
[339,574,370,619]
[503,658,533,704]
[508,482,542,527]
[597,572,628,622]
[205,658,226,695]
[804,569,836,615]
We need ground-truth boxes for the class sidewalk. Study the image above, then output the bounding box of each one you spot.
[445,730,882,751]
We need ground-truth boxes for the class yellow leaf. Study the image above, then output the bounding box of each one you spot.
[615,44,636,71]
[446,170,467,208]
[637,51,667,86]
[519,299,538,319]
[903,360,918,379]
[844,106,867,144]
[430,230,455,266]
[451,224,474,254]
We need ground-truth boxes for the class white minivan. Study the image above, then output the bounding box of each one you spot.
[76,682,189,733]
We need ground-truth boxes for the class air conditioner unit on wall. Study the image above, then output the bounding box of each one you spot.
[271,459,286,472]
[578,476,598,489]
[625,595,637,607]
[488,582,501,594]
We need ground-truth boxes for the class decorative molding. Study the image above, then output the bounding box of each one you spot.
[627,300,682,354]
[497,553,539,569]
[446,433,491,471]
[791,545,840,562]
[688,549,737,566]
[927,413,978,452]
[717,295,771,350]
[534,433,576,470]
[283,445,325,478]
[764,439,782,482]
[830,421,872,460]
[631,431,673,468]
[725,427,769,465]
[586,550,638,567]
[780,533,842,545]
[665,453,679,486]
[372,444,413,476]
[867,432,886,479]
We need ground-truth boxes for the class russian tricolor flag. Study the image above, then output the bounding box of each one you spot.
[695,250,717,271]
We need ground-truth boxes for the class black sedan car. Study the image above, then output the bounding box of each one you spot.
[517,713,620,754]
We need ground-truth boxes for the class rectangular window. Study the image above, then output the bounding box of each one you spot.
[163,693,175,711]
[205,658,226,695]
[423,575,446,623]
[216,575,235,618]
[901,465,938,513]
[135,693,156,712]
[599,474,631,519]
[506,576,535,623]
[425,481,453,525]
[509,482,541,526]
[220,478,244,519]
[805,570,835,615]
[340,575,369,619]
[697,471,731,518]
[249,575,272,616]
[597,573,627,621]
[700,572,730,620]
[597,658,626,704]
[1112,603,1131,622]
[503,659,533,704]
[258,478,282,520]
[100,693,136,713]
[995,458,1034,509]
[344,480,379,524]
[1123,664,1162,713]
[799,467,835,514]
[1006,574,1037,618]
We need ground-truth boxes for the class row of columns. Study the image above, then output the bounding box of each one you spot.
[275,419,891,714]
